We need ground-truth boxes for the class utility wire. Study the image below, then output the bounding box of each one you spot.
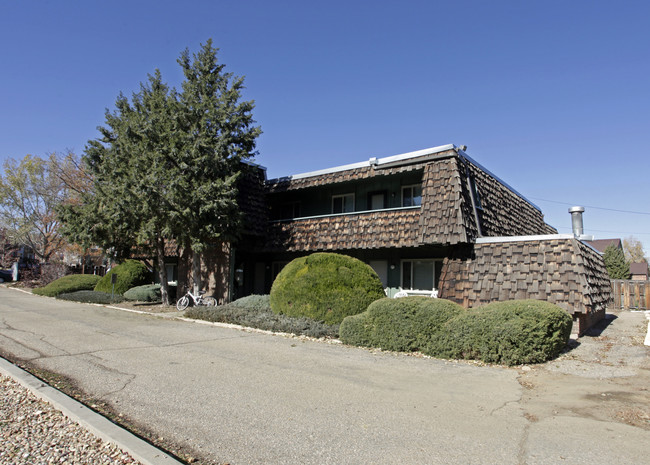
[531,197,650,216]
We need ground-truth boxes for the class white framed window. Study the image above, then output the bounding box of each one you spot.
[165,263,177,285]
[332,193,355,214]
[402,184,422,207]
[401,259,442,291]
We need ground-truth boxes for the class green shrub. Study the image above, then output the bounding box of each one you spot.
[340,297,465,352]
[124,284,161,302]
[185,298,338,338]
[33,274,101,297]
[429,300,573,365]
[229,294,271,311]
[94,260,150,295]
[270,253,385,325]
[56,290,125,304]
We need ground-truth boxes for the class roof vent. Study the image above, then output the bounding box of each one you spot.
[568,206,594,241]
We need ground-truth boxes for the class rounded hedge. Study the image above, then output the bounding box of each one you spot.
[429,299,573,365]
[33,274,101,297]
[269,253,386,325]
[340,297,465,352]
[94,260,150,295]
[123,284,161,302]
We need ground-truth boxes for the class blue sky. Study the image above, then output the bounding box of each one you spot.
[1,1,649,256]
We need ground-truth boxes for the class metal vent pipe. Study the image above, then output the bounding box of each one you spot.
[569,206,585,237]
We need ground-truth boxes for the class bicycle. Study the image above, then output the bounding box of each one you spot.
[176,289,217,311]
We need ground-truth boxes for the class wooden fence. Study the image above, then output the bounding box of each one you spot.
[610,280,650,310]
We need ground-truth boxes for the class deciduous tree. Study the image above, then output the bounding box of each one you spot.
[0,154,69,263]
[623,236,647,264]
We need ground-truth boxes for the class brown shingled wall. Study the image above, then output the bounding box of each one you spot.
[438,238,610,334]
[464,160,557,237]
[266,149,458,192]
[265,208,422,252]
[418,158,472,245]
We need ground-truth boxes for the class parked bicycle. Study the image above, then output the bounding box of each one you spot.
[176,289,217,311]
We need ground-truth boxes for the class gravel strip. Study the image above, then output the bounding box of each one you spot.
[0,373,143,465]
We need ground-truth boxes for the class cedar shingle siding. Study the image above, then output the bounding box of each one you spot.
[264,152,556,249]
[266,208,422,252]
[182,145,610,333]
[438,238,611,334]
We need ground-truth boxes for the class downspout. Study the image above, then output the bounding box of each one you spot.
[463,160,483,239]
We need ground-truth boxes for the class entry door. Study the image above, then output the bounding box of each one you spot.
[369,260,388,287]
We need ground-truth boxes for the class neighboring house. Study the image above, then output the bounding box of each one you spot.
[584,238,623,254]
[175,144,611,334]
[630,262,648,281]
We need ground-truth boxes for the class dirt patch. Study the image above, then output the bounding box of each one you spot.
[112,301,181,314]
[517,309,650,431]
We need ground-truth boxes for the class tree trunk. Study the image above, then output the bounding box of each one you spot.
[156,237,170,306]
[192,249,201,295]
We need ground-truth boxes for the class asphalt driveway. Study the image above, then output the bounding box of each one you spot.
[0,287,648,464]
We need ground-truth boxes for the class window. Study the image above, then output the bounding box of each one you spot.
[332,193,355,214]
[272,262,289,280]
[367,191,387,210]
[401,259,442,291]
[280,201,301,219]
[165,263,177,285]
[402,184,422,207]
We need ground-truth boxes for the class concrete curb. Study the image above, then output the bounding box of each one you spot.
[0,357,184,465]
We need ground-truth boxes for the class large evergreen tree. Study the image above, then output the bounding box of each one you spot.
[59,40,260,304]
[603,244,630,280]
[175,40,261,292]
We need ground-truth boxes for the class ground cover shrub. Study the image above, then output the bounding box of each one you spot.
[339,297,465,352]
[185,294,338,338]
[124,284,161,302]
[429,300,573,365]
[94,260,150,295]
[229,294,271,311]
[32,274,101,297]
[270,253,385,325]
[56,290,125,304]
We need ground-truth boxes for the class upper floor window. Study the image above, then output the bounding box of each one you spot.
[402,184,422,207]
[332,193,355,214]
[280,201,301,219]
[368,191,387,210]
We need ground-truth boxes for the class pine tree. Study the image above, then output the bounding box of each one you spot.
[603,244,630,280]
[59,40,261,303]
[175,39,261,292]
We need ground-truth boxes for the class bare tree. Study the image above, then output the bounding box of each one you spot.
[0,154,69,263]
[623,236,647,263]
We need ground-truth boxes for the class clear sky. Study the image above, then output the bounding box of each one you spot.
[2,1,649,256]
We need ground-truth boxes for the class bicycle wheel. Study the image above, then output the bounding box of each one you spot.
[203,297,217,307]
[176,296,190,311]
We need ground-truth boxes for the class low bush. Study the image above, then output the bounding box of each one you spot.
[340,297,465,352]
[429,300,573,365]
[185,294,338,338]
[124,284,161,302]
[270,253,385,325]
[229,294,271,311]
[94,260,150,295]
[33,274,101,297]
[56,290,125,304]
